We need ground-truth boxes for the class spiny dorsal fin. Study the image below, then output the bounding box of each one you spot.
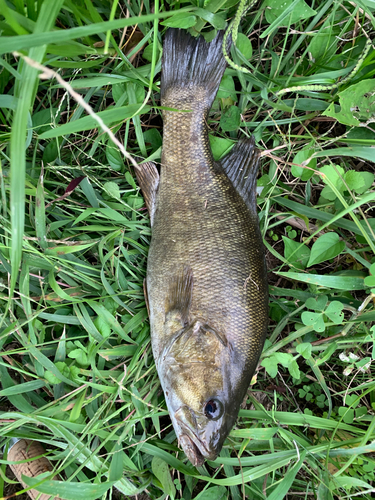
[135,161,159,226]
[167,266,193,325]
[219,137,260,212]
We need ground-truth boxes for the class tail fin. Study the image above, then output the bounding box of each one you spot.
[161,29,228,108]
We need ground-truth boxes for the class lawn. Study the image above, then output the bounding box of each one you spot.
[0,0,375,499]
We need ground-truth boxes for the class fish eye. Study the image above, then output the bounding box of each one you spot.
[204,399,223,420]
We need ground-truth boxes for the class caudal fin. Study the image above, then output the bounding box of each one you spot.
[161,29,229,108]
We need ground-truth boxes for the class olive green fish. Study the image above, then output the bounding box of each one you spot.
[136,29,268,466]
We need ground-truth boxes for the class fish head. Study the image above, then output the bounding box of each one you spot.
[158,319,243,466]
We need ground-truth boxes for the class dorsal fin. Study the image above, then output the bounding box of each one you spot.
[135,161,159,225]
[218,137,260,212]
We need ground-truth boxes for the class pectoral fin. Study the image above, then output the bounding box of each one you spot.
[167,266,193,325]
[135,161,159,225]
[218,137,260,212]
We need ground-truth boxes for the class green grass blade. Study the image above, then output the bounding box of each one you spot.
[0,9,195,55]
[267,450,307,500]
[10,0,65,294]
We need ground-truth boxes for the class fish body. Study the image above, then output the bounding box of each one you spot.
[136,29,268,466]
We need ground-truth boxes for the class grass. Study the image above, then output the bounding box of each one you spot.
[0,0,375,498]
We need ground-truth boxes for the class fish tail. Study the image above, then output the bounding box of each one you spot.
[161,29,229,108]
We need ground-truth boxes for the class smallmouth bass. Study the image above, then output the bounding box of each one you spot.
[136,29,268,466]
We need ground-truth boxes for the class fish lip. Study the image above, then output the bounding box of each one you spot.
[179,433,205,467]
[176,418,217,464]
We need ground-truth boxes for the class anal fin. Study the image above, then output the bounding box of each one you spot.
[218,137,260,212]
[135,161,159,225]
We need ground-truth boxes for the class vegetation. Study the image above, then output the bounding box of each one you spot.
[0,0,375,498]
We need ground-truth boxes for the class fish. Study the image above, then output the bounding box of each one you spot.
[136,28,269,467]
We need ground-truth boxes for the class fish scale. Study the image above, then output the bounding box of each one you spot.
[136,28,268,466]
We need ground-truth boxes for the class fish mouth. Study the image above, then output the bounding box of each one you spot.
[179,434,205,467]
[176,417,218,465]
